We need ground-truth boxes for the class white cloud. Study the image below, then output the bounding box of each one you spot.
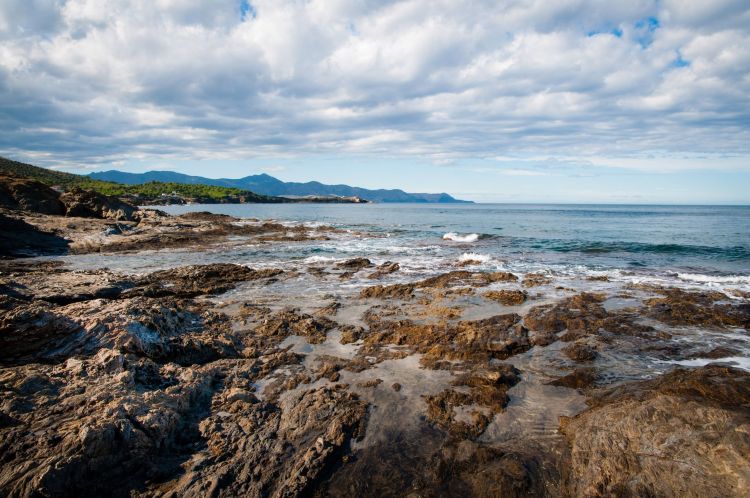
[0,0,748,171]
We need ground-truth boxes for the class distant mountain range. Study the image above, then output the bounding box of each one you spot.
[88,170,471,203]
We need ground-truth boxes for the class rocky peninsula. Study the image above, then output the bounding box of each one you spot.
[1,181,749,497]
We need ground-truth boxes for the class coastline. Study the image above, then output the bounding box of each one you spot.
[1,204,749,497]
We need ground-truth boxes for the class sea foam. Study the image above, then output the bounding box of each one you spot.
[443,232,480,243]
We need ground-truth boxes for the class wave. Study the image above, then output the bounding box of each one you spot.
[443,232,480,243]
[677,273,750,285]
[458,252,492,263]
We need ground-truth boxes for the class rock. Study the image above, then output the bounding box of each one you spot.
[484,290,527,306]
[560,365,750,497]
[335,258,372,271]
[136,264,283,298]
[0,175,65,215]
[548,368,598,389]
[562,342,598,362]
[360,271,519,300]
[645,288,750,329]
[0,213,69,257]
[522,273,552,287]
[255,308,337,344]
[59,187,138,221]
[367,261,400,279]
[424,364,521,438]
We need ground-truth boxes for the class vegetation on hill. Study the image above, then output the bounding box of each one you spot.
[0,156,286,203]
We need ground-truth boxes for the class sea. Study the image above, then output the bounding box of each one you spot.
[79,202,749,292]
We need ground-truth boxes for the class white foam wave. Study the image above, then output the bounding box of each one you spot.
[303,255,339,264]
[677,273,750,285]
[443,232,479,243]
[458,252,492,263]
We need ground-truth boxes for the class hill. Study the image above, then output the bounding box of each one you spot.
[88,170,472,203]
[0,157,293,204]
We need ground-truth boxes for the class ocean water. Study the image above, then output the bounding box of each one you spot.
[142,203,750,284]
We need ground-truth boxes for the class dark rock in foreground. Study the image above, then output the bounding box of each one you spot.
[0,213,69,257]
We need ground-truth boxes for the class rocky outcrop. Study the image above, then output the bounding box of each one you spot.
[59,187,138,221]
[561,366,750,497]
[0,175,65,215]
[484,289,527,306]
[360,270,519,300]
[0,213,69,257]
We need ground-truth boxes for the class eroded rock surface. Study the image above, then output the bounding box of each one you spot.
[561,366,750,498]
[1,241,749,498]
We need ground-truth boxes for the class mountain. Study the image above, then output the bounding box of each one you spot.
[0,156,364,205]
[88,170,472,203]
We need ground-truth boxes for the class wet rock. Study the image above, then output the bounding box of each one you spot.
[524,293,608,337]
[522,273,552,288]
[424,364,521,438]
[484,290,527,306]
[339,325,365,345]
[59,187,138,221]
[356,378,382,388]
[315,301,341,317]
[561,365,750,497]
[136,264,283,298]
[255,308,337,344]
[335,258,372,271]
[360,270,518,300]
[360,283,415,300]
[562,342,598,362]
[367,261,400,279]
[548,368,599,390]
[644,288,750,329]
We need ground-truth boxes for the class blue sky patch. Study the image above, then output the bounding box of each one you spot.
[240,1,256,21]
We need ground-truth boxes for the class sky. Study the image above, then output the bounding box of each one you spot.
[1,0,749,203]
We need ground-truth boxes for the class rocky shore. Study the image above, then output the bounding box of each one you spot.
[1,199,749,497]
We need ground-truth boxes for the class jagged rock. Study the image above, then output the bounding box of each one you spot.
[152,385,368,498]
[59,187,138,221]
[367,261,400,279]
[424,364,521,438]
[522,273,552,287]
[484,290,527,306]
[136,264,283,298]
[562,342,598,362]
[0,175,65,215]
[0,213,69,257]
[360,270,518,300]
[335,258,372,271]
[255,308,338,344]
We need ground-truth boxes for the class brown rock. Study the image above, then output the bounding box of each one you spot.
[561,365,750,497]
[484,290,527,306]
[59,187,138,220]
[335,257,372,271]
[0,175,65,215]
[562,342,598,362]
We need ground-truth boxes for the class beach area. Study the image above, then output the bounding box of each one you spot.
[1,201,749,497]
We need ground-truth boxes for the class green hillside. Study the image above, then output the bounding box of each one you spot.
[0,156,286,203]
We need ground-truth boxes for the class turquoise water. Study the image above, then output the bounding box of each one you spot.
[154,203,750,277]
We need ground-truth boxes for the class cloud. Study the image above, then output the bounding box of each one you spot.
[0,0,748,171]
